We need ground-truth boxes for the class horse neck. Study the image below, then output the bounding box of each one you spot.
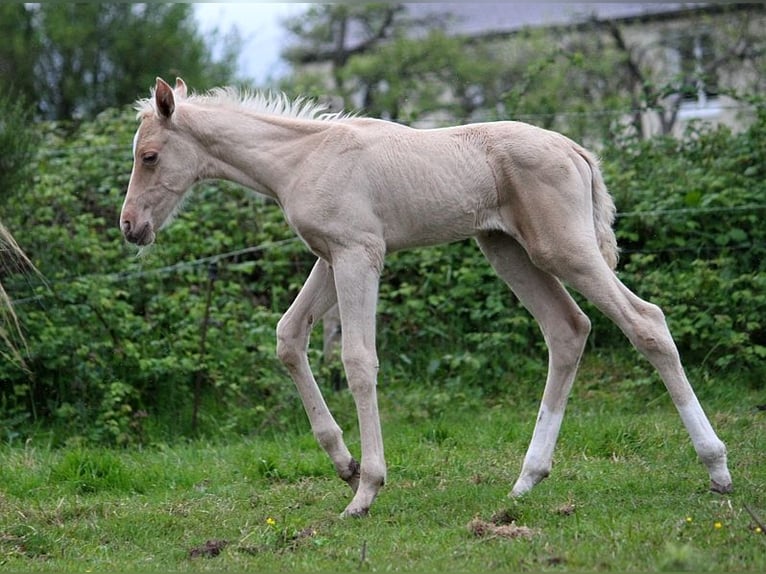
[178,104,331,199]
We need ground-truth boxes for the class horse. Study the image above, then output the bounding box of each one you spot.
[120,77,732,517]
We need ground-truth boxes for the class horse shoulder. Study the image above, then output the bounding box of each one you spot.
[279,122,389,251]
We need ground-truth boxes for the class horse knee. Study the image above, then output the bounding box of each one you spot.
[566,310,591,345]
[567,310,591,355]
[341,345,379,391]
[276,316,309,369]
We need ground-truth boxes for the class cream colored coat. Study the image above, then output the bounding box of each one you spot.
[121,78,731,517]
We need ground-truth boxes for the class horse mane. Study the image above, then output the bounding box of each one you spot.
[135,86,350,122]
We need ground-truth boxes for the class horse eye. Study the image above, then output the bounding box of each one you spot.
[142,152,159,166]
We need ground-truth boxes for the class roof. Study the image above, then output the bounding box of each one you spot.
[406,3,711,36]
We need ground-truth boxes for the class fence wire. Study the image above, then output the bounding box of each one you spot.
[7,102,764,305]
[8,200,766,309]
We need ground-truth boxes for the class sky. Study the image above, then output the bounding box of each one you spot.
[194,3,310,84]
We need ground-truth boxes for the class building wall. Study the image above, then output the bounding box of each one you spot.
[616,6,765,136]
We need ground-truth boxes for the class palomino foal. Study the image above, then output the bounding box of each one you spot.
[120,78,732,517]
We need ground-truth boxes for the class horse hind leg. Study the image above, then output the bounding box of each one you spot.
[531,238,732,494]
[476,231,591,496]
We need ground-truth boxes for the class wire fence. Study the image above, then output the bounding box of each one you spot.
[7,101,764,306]
[8,199,765,309]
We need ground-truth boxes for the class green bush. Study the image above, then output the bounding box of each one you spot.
[0,92,38,199]
[602,107,766,377]
[1,101,763,445]
[0,109,314,444]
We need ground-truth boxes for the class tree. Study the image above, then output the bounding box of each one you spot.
[280,4,766,142]
[282,3,454,105]
[342,30,499,123]
[602,5,766,136]
[0,4,39,101]
[283,3,403,92]
[0,3,240,120]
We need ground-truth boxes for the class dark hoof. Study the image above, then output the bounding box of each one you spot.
[341,505,369,518]
[710,480,733,494]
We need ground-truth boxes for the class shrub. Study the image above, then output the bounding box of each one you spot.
[0,109,313,444]
[1,101,763,445]
[0,92,38,201]
[601,106,766,377]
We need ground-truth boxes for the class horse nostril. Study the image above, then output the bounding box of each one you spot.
[121,219,132,234]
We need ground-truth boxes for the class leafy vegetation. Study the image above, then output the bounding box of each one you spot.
[602,111,766,375]
[0,3,239,120]
[0,95,764,446]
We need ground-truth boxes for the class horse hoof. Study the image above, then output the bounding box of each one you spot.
[341,505,369,518]
[509,473,544,498]
[710,479,733,494]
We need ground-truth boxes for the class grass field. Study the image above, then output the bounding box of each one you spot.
[1,363,764,572]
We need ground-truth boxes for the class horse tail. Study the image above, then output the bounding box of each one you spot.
[577,147,619,270]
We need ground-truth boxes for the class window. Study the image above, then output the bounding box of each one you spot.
[666,29,721,120]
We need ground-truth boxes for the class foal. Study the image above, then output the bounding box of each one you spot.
[120,78,731,517]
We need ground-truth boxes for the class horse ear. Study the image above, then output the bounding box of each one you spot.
[155,77,175,119]
[174,77,188,99]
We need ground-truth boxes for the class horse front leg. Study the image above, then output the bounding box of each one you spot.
[276,259,360,491]
[332,246,386,517]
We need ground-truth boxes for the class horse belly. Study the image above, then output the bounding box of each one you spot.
[375,171,496,252]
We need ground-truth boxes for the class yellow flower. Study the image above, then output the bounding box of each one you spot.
[714,521,723,529]
[755,526,762,534]
[685,516,693,523]
[266,517,276,526]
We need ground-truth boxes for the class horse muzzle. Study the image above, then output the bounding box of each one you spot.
[121,218,155,246]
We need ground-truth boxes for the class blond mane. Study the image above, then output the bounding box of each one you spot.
[135,86,349,122]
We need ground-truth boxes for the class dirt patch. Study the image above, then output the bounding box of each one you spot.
[188,539,228,559]
[467,517,537,540]
[489,508,521,524]
[555,501,576,516]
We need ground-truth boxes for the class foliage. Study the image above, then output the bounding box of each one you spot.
[0,94,39,368]
[0,3,239,120]
[342,30,498,123]
[601,109,766,375]
[281,3,410,93]
[1,94,764,446]
[282,5,766,142]
[0,108,313,445]
[0,224,33,371]
[0,4,39,102]
[0,92,38,199]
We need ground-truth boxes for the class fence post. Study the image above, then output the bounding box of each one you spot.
[191,261,218,433]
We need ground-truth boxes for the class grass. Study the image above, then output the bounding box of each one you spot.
[1,364,764,571]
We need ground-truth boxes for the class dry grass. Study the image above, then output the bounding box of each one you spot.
[0,222,37,368]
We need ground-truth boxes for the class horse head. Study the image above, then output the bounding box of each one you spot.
[120,77,198,246]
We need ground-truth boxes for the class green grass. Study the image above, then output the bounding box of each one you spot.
[1,368,764,571]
